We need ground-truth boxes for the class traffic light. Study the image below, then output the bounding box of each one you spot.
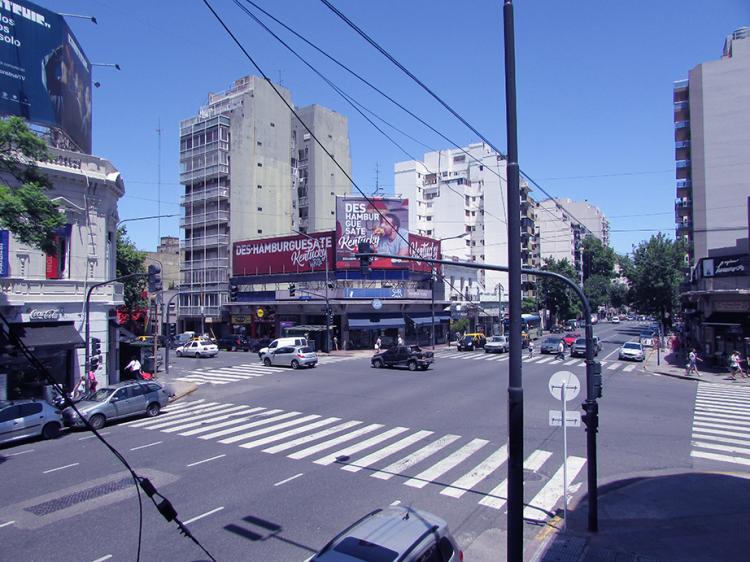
[289,283,296,297]
[229,284,239,302]
[91,337,101,357]
[168,324,177,339]
[326,306,334,325]
[147,264,162,293]
[357,242,373,276]
[592,361,603,398]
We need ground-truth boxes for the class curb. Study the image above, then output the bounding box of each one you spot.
[166,382,199,403]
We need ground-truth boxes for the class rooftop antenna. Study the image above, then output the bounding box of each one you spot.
[372,162,384,197]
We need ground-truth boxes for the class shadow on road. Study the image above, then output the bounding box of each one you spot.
[224,513,318,556]
[535,472,750,562]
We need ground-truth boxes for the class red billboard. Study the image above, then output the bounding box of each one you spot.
[408,233,441,273]
[233,231,334,276]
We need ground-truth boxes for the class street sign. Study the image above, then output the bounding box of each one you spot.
[372,298,383,310]
[549,410,582,428]
[548,371,581,402]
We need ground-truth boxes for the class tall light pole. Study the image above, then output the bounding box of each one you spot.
[294,230,332,353]
[432,232,470,349]
[117,214,178,230]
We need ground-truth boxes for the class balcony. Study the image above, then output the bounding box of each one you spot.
[676,179,692,189]
[675,140,691,149]
[180,234,229,249]
[178,283,227,293]
[179,306,223,317]
[298,196,309,207]
[673,100,689,110]
[180,163,230,184]
[0,278,123,306]
[676,159,691,169]
[674,120,690,129]
[181,187,229,206]
[180,257,230,271]
[180,210,230,228]
[674,198,692,208]
[676,219,692,230]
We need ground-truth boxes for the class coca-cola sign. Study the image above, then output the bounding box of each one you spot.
[233,232,334,276]
[29,308,62,321]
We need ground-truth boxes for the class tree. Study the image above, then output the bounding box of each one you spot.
[582,235,616,280]
[608,281,630,310]
[629,233,685,328]
[0,117,65,253]
[521,297,537,314]
[537,257,582,325]
[450,317,469,336]
[583,274,611,310]
[116,227,148,334]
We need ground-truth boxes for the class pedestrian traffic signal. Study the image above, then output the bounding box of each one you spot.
[357,242,373,276]
[90,356,100,371]
[229,284,239,302]
[289,283,296,297]
[147,264,162,293]
[91,337,101,357]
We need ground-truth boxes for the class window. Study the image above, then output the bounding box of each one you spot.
[0,405,20,422]
[426,216,432,221]
[257,184,262,189]
[257,162,262,167]
[18,402,43,417]
[257,229,262,234]
[453,155,466,163]
[113,389,128,401]
[270,122,275,127]
[257,140,262,146]
[257,207,262,211]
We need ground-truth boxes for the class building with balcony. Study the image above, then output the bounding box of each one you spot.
[178,76,352,332]
[395,143,539,307]
[0,148,125,398]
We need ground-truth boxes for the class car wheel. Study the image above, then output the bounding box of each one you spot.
[373,359,383,369]
[310,363,316,368]
[263,358,272,367]
[146,402,161,417]
[408,360,417,372]
[42,422,61,440]
[291,360,299,370]
[419,365,428,371]
[89,414,106,431]
[176,350,182,357]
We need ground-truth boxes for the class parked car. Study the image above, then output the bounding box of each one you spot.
[457,333,486,351]
[639,330,656,347]
[565,319,579,330]
[258,337,308,359]
[217,335,251,352]
[611,316,620,324]
[311,506,462,562]
[484,335,510,353]
[619,341,645,362]
[549,325,564,334]
[371,345,434,371]
[262,345,317,369]
[562,332,580,347]
[175,339,218,358]
[540,336,564,354]
[626,315,635,321]
[0,399,63,444]
[63,381,170,430]
[570,336,602,357]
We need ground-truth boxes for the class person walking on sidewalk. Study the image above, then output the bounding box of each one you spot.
[528,339,534,359]
[555,339,565,361]
[686,348,701,377]
[729,351,743,380]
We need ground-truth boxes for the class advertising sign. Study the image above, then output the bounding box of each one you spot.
[701,255,750,278]
[408,233,441,273]
[0,229,8,277]
[233,231,334,276]
[0,1,92,152]
[336,196,410,269]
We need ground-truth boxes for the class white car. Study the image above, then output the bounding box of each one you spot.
[611,316,620,324]
[0,400,63,444]
[619,342,644,361]
[484,335,509,353]
[176,340,218,358]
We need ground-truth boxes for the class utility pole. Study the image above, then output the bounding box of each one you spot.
[503,2,524,560]
[157,120,162,243]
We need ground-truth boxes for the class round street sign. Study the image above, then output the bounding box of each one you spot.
[372,299,383,310]
[548,371,581,402]
[256,308,265,318]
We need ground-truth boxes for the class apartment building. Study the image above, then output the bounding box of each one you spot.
[178,76,351,332]
[395,143,539,304]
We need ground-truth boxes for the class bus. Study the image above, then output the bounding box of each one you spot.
[501,314,543,340]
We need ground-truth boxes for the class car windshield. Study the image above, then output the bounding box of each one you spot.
[545,337,562,344]
[462,336,474,342]
[299,346,313,353]
[574,338,586,345]
[489,337,504,342]
[624,343,642,350]
[87,388,116,402]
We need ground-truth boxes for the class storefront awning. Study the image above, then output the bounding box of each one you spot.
[702,312,749,328]
[284,324,332,332]
[408,316,448,326]
[349,317,405,329]
[11,323,85,350]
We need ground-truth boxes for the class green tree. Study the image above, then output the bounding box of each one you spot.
[0,117,65,252]
[608,281,630,310]
[450,317,469,336]
[629,233,685,328]
[582,235,616,280]
[583,274,611,310]
[521,297,537,314]
[538,257,582,326]
[116,227,148,333]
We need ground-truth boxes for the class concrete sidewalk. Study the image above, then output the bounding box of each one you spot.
[162,380,199,402]
[642,347,750,386]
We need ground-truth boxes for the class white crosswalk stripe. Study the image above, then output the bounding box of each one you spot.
[691,382,750,467]
[433,351,632,372]
[122,399,587,518]
[171,364,290,386]
[523,456,586,520]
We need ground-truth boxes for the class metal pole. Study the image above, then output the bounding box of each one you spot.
[164,292,181,375]
[325,241,331,354]
[503,2,523,559]
[562,380,568,533]
[431,275,436,349]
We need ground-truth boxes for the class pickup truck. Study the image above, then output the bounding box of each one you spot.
[371,345,434,371]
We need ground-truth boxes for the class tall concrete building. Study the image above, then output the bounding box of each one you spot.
[395,143,539,303]
[674,26,750,269]
[178,76,351,332]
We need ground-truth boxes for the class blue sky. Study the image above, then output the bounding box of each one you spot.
[38,0,749,254]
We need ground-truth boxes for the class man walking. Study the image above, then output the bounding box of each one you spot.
[686,348,701,377]
[125,356,143,380]
[555,339,565,361]
[528,339,534,359]
[729,351,743,380]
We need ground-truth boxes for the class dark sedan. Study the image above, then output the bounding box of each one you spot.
[540,336,563,354]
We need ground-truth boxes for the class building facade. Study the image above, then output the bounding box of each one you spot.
[178,76,351,333]
[145,236,180,290]
[0,148,125,398]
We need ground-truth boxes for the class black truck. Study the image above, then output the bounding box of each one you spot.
[371,345,434,371]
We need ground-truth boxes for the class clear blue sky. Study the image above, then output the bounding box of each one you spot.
[39,0,749,254]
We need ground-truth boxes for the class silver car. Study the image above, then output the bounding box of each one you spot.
[484,335,509,353]
[0,400,63,445]
[262,345,317,369]
[63,381,170,430]
[619,342,645,361]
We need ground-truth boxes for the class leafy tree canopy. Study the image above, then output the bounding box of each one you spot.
[117,227,148,332]
[538,257,581,324]
[583,274,611,311]
[521,297,537,315]
[582,235,616,280]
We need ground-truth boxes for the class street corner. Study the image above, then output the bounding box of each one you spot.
[165,380,200,402]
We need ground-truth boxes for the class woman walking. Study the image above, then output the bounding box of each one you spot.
[686,349,701,377]
[729,351,743,380]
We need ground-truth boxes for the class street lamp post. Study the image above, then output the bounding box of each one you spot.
[293,231,332,353]
[432,232,470,350]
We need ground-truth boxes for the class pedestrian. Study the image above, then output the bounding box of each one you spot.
[528,339,534,359]
[746,353,750,377]
[686,348,701,377]
[125,356,142,380]
[374,337,382,351]
[556,339,565,361]
[333,335,339,351]
[397,335,404,346]
[87,369,98,394]
[729,351,743,380]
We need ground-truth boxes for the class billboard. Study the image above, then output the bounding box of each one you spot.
[408,233,441,273]
[336,196,410,269]
[0,230,8,277]
[233,231,334,276]
[0,1,92,153]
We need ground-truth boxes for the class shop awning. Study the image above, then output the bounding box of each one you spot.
[349,317,405,329]
[284,324,332,332]
[702,312,748,327]
[409,316,443,326]
[11,323,85,350]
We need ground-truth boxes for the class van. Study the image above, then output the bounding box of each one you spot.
[258,337,308,359]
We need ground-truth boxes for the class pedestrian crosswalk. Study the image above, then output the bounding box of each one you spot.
[691,382,750,467]
[433,351,639,373]
[122,399,586,520]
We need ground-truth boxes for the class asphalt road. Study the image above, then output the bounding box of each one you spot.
[0,322,736,561]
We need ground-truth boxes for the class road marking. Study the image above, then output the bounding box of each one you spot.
[177,375,229,384]
[43,462,79,474]
[263,420,363,454]
[187,454,226,467]
[693,433,750,447]
[146,405,251,431]
[288,424,384,460]
[79,432,111,441]
[535,357,554,364]
[90,556,113,562]
[314,427,410,466]
[469,354,487,360]
[524,456,586,520]
[692,426,750,439]
[183,506,224,525]
[371,434,461,481]
[198,410,289,440]
[606,363,620,370]
[441,444,508,498]
[692,440,750,456]
[404,438,489,489]
[123,401,221,427]
[0,521,15,529]
[160,407,262,433]
[695,415,750,427]
[623,364,636,372]
[696,404,750,416]
[698,388,750,398]
[239,417,341,450]
[274,473,304,487]
[603,346,621,360]
[219,414,321,445]
[479,449,551,509]
[691,450,750,466]
[694,420,750,431]
[8,449,35,455]
[130,441,163,451]
[696,394,750,406]
[563,360,578,366]
[341,430,434,473]
[390,500,401,506]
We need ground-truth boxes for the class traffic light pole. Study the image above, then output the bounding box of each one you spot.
[163,291,181,375]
